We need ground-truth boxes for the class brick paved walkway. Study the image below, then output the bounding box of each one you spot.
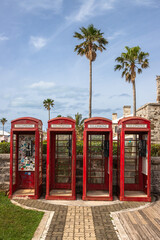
[14,198,159,240]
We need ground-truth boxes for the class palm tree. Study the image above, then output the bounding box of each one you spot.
[75,112,86,140]
[114,46,149,116]
[0,118,7,136]
[43,99,54,120]
[74,24,108,118]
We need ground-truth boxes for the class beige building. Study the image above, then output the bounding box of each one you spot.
[136,76,160,143]
[112,76,160,143]
[0,131,10,142]
[112,106,132,140]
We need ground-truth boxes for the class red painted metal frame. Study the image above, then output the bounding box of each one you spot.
[117,117,151,202]
[9,117,43,199]
[45,117,76,200]
[82,117,113,201]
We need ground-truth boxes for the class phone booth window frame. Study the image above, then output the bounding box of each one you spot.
[117,117,151,202]
[46,117,76,200]
[82,117,113,201]
[9,117,43,199]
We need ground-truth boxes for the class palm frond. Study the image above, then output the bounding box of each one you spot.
[115,46,149,82]
[74,24,108,59]
[137,68,142,74]
[125,72,131,82]
[73,32,84,40]
[114,64,123,71]
[43,99,54,110]
[141,59,149,68]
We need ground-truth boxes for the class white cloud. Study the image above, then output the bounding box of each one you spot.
[30,81,55,90]
[108,31,125,40]
[30,36,48,49]
[0,34,9,41]
[66,0,115,22]
[11,97,41,108]
[17,0,63,13]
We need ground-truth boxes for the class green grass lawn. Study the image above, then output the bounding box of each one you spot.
[0,192,44,240]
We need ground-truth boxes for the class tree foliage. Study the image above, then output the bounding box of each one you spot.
[43,99,54,120]
[114,46,149,83]
[74,24,108,62]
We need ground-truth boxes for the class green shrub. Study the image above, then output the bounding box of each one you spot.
[151,144,160,156]
[0,142,10,153]
[43,142,47,154]
[76,140,83,155]
[113,142,117,155]
[0,141,160,157]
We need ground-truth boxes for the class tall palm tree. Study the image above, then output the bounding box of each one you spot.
[43,99,54,120]
[0,118,7,136]
[74,24,108,118]
[114,46,149,116]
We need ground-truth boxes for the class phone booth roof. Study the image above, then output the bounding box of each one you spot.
[84,117,112,131]
[118,116,150,131]
[48,117,76,130]
[11,117,42,131]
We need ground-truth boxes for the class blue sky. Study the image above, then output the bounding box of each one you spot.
[0,0,160,131]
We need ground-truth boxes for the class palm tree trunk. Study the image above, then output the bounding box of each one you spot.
[132,80,137,156]
[3,124,4,136]
[48,110,50,120]
[132,80,136,116]
[89,59,92,118]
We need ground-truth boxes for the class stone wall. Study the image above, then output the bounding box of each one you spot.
[0,154,10,191]
[0,154,160,196]
[136,103,160,144]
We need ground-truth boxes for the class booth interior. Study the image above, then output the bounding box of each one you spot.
[83,118,113,201]
[9,117,43,199]
[117,117,151,202]
[46,118,76,200]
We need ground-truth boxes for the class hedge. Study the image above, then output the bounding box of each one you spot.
[0,142,160,156]
[0,142,10,154]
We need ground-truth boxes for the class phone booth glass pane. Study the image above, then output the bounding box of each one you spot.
[39,134,43,186]
[88,134,107,185]
[17,134,35,190]
[12,134,17,185]
[55,134,72,185]
[18,135,35,171]
[124,134,139,185]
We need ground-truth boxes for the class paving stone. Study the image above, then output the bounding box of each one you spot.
[14,198,148,240]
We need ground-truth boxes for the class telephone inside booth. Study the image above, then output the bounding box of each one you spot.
[9,117,43,199]
[83,118,113,201]
[46,117,76,200]
[117,117,151,202]
[104,140,109,158]
[67,139,72,157]
[138,139,147,157]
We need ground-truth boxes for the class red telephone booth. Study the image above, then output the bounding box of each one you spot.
[46,117,76,200]
[83,117,113,201]
[117,117,151,202]
[9,117,43,199]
